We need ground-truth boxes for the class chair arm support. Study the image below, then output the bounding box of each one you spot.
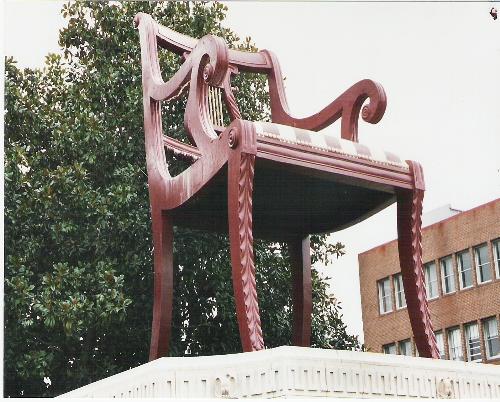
[163,136,201,162]
[262,50,387,142]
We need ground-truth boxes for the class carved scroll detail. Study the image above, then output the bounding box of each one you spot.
[262,49,386,142]
[409,185,440,358]
[237,152,264,351]
[224,88,242,120]
[397,161,440,359]
[222,67,242,121]
[437,378,455,399]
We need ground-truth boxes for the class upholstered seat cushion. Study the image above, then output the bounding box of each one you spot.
[254,122,408,170]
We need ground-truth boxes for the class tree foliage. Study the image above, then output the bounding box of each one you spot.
[4,2,359,397]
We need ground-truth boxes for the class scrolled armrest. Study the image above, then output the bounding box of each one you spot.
[262,50,387,142]
[136,12,230,153]
[135,12,228,102]
[150,34,228,102]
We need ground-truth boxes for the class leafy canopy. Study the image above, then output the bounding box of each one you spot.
[4,1,359,397]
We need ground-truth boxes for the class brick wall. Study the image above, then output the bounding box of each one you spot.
[359,198,500,364]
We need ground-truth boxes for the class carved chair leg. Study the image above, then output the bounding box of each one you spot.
[149,209,174,361]
[288,237,312,346]
[227,143,264,352]
[396,161,440,358]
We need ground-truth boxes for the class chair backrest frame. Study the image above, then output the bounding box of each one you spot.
[135,13,387,178]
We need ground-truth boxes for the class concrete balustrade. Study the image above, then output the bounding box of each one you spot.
[59,346,500,399]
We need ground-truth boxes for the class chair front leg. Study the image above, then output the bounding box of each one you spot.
[396,161,440,358]
[288,237,312,346]
[149,208,174,360]
[227,121,264,352]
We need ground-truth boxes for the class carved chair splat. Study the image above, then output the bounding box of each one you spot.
[135,13,440,360]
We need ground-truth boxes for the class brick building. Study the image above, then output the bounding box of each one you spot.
[359,198,500,364]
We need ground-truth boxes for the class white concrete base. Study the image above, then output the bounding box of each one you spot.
[59,346,500,398]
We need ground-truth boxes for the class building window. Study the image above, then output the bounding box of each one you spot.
[465,322,482,362]
[492,239,500,279]
[447,327,463,361]
[424,262,439,300]
[435,331,446,359]
[457,250,473,289]
[483,317,500,359]
[378,277,393,314]
[398,339,412,356]
[440,256,456,294]
[383,343,397,354]
[474,244,491,284]
[394,273,406,309]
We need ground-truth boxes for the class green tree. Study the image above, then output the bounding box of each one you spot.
[4,2,359,397]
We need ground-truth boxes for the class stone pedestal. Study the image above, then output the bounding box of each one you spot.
[59,346,500,398]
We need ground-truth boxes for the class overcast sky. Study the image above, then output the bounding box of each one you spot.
[4,1,500,343]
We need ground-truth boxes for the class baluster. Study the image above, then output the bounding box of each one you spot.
[217,87,224,126]
[208,86,216,125]
[207,86,226,128]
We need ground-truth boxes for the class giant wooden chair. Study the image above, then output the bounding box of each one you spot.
[135,13,440,360]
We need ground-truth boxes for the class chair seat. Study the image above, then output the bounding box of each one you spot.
[255,122,409,171]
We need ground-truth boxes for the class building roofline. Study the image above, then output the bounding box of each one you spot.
[358,197,500,257]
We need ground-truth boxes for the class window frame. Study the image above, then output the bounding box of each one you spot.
[398,339,412,356]
[447,327,463,361]
[492,238,500,280]
[414,343,419,357]
[474,243,492,284]
[434,331,446,359]
[394,273,407,310]
[383,343,397,355]
[424,261,439,300]
[465,321,482,362]
[378,277,393,314]
[483,317,500,360]
[457,249,474,290]
[440,256,456,295]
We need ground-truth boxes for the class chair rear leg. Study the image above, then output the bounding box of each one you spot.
[288,237,312,346]
[149,209,174,360]
[228,146,264,352]
[396,161,439,358]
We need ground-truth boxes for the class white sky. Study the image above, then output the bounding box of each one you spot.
[4,1,500,343]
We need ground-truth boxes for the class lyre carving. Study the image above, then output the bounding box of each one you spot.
[206,66,241,132]
[208,85,225,128]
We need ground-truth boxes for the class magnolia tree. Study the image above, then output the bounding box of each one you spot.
[4,1,359,397]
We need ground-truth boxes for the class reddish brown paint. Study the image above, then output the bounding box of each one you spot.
[396,162,440,358]
[135,13,439,359]
[289,237,312,346]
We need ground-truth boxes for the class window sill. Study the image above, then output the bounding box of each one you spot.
[486,355,500,362]
[441,290,457,298]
